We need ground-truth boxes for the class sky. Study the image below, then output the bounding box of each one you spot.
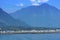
[0,0,60,13]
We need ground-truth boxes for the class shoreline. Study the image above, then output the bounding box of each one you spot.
[0,29,60,34]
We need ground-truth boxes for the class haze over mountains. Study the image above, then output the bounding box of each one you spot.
[11,3,60,28]
[0,8,29,29]
[0,3,60,29]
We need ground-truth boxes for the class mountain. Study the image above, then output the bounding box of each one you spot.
[0,8,29,29]
[11,3,60,28]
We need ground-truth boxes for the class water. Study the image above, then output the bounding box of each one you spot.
[0,34,60,40]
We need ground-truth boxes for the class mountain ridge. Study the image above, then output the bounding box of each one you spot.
[0,8,29,29]
[11,3,60,28]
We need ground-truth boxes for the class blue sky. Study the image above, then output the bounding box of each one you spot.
[0,0,60,13]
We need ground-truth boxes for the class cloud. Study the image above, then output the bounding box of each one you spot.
[37,0,41,3]
[37,0,48,3]
[30,0,36,2]
[30,0,49,6]
[32,3,40,6]
[16,3,24,7]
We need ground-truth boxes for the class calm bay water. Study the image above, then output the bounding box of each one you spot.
[0,34,60,40]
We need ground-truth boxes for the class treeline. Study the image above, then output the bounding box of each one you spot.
[0,26,59,31]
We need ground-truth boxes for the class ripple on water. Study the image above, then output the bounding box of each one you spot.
[0,34,60,40]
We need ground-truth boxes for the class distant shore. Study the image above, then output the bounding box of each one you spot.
[0,29,60,34]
